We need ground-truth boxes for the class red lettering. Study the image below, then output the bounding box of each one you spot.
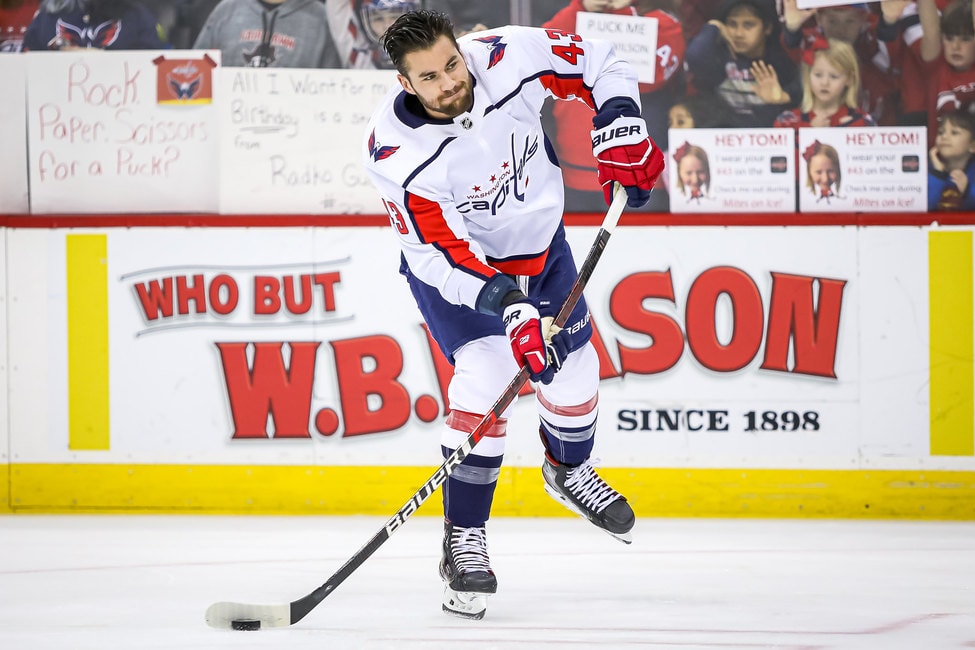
[283,274,313,315]
[313,272,341,312]
[686,267,764,372]
[133,277,174,320]
[176,274,207,315]
[209,274,238,315]
[331,335,410,436]
[761,273,845,378]
[217,341,320,439]
[609,270,684,374]
[254,276,280,314]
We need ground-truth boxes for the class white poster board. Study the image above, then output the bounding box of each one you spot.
[669,128,796,213]
[25,50,221,214]
[0,56,28,213]
[797,127,927,213]
[575,12,658,85]
[215,68,396,214]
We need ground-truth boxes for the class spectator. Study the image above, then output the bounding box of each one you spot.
[193,0,340,68]
[326,0,417,69]
[780,0,898,125]
[543,0,684,212]
[916,0,975,142]
[668,92,727,128]
[22,0,166,50]
[877,0,928,125]
[929,111,975,210]
[685,0,801,127]
[425,0,510,33]
[0,0,38,52]
[772,36,876,127]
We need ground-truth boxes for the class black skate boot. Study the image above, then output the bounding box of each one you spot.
[439,521,497,620]
[542,455,635,544]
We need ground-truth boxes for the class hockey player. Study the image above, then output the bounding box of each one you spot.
[362,10,663,619]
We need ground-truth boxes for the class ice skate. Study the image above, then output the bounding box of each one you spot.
[542,455,635,544]
[439,521,497,620]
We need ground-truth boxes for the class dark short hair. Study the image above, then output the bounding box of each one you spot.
[380,9,458,76]
[940,111,975,135]
[942,0,975,38]
[717,0,777,28]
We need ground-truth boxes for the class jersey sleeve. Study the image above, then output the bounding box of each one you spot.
[463,25,642,113]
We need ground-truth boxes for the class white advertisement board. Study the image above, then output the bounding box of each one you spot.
[214,68,396,214]
[25,50,221,214]
[6,225,967,472]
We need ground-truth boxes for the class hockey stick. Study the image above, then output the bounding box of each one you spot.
[204,184,628,630]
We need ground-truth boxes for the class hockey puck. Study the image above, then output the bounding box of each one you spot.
[231,619,261,631]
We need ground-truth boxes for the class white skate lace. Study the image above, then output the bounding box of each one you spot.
[564,460,620,514]
[450,526,491,574]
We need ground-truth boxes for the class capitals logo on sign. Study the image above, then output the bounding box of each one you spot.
[368,130,400,162]
[474,35,506,69]
[153,55,218,105]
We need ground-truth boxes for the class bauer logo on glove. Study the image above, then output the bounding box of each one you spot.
[590,101,665,209]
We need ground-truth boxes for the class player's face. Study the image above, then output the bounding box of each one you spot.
[816,8,863,44]
[669,104,694,129]
[942,34,975,71]
[935,120,975,160]
[724,6,771,59]
[398,34,473,120]
[808,153,836,190]
[808,55,849,106]
[679,156,707,192]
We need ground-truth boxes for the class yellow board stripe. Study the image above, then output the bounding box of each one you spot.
[6,464,975,519]
[929,231,975,456]
[66,235,110,450]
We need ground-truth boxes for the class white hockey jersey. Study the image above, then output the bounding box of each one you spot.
[362,25,640,313]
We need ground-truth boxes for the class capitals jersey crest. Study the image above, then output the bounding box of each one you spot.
[53,18,121,48]
[368,130,400,162]
[474,35,506,69]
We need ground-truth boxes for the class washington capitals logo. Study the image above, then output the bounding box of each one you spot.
[368,130,399,162]
[167,72,202,100]
[52,18,120,49]
[474,35,507,69]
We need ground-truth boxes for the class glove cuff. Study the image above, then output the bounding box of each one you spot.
[502,298,540,337]
[591,116,648,156]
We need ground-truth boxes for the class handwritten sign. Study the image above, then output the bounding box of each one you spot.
[215,68,397,214]
[575,12,658,84]
[669,128,796,213]
[797,127,927,213]
[0,56,28,213]
[25,50,221,214]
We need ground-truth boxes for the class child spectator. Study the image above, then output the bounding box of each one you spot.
[22,0,166,50]
[685,0,802,127]
[773,36,876,127]
[915,0,975,142]
[326,0,417,69]
[543,0,684,211]
[929,111,975,210]
[803,140,842,202]
[193,0,340,68]
[780,0,898,125]
[0,0,38,52]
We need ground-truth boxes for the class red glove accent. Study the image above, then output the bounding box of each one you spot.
[591,116,664,208]
[502,299,554,384]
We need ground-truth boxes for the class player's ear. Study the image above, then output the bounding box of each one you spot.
[397,74,416,96]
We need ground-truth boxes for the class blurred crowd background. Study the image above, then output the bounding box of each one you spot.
[2,0,973,211]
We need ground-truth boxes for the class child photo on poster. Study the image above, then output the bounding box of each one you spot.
[673,141,713,206]
[803,140,843,203]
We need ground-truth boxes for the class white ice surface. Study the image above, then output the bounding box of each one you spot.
[1,515,973,649]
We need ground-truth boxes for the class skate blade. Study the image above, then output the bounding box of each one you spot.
[544,484,633,545]
[442,587,489,620]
